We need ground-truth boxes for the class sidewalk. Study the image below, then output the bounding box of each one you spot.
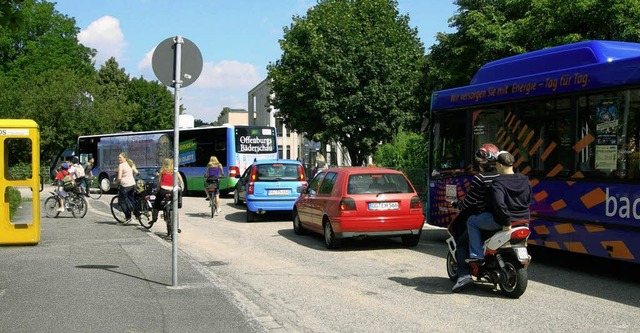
[0,196,262,333]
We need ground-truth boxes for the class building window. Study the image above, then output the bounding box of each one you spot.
[286,145,291,159]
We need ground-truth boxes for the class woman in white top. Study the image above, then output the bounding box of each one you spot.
[117,152,139,222]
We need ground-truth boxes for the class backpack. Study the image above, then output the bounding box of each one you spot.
[62,174,74,191]
[135,179,146,194]
[75,164,85,178]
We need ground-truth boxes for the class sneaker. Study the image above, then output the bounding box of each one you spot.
[216,208,222,213]
[57,207,64,212]
[205,197,210,201]
[452,274,473,292]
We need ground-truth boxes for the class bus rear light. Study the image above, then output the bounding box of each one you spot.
[340,197,356,211]
[229,166,240,178]
[248,182,255,195]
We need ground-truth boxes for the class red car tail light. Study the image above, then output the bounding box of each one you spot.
[410,196,422,209]
[229,166,240,178]
[511,227,531,240]
[340,197,356,211]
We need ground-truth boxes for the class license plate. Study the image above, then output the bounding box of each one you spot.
[514,247,529,261]
[268,189,289,196]
[368,202,399,210]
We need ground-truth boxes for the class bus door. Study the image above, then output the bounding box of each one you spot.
[0,119,41,245]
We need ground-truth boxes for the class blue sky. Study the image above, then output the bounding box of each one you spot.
[53,0,457,123]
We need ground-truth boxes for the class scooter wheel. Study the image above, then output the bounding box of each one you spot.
[446,252,458,281]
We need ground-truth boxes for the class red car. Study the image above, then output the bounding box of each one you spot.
[293,167,425,249]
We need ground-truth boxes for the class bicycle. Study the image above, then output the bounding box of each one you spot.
[157,191,181,239]
[44,187,88,218]
[205,179,219,218]
[110,190,152,227]
[85,176,103,199]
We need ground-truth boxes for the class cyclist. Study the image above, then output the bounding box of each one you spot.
[204,155,224,213]
[54,163,74,212]
[116,152,139,223]
[149,158,184,228]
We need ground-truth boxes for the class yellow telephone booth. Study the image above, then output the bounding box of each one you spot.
[0,119,40,245]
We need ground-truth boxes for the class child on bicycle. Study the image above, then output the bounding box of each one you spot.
[204,155,224,213]
[149,158,184,225]
[54,163,74,212]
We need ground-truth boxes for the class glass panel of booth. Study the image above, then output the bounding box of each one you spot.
[5,137,34,225]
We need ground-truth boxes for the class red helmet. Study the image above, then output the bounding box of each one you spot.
[475,143,499,166]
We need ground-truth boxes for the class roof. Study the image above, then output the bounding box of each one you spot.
[431,40,640,110]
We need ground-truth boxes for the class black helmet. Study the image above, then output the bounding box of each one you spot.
[475,143,499,167]
[72,157,79,164]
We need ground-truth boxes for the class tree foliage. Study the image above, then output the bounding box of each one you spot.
[424,0,640,97]
[0,1,177,165]
[373,130,428,170]
[268,0,425,166]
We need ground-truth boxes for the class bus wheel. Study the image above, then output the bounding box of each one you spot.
[100,176,111,193]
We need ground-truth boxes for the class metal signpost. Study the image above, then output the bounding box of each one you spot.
[152,36,202,286]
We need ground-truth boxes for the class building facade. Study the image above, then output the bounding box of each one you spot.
[248,78,349,171]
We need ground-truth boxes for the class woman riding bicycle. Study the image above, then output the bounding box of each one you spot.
[117,152,139,223]
[204,155,224,214]
[149,158,184,226]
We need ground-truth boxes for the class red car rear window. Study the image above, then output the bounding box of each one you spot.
[347,173,413,194]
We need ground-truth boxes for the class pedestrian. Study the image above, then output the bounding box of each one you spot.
[116,152,139,223]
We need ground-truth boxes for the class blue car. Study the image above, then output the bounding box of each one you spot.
[233,159,307,222]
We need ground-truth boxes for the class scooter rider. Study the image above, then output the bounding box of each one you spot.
[466,151,531,264]
[451,143,500,292]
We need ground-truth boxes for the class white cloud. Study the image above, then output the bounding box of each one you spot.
[194,61,262,89]
[77,16,127,67]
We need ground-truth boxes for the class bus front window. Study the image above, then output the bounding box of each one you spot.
[432,112,465,176]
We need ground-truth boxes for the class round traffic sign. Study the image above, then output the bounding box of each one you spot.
[152,36,203,88]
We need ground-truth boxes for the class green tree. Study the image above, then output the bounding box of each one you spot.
[0,0,95,162]
[424,0,640,97]
[373,130,428,169]
[268,0,425,166]
[0,0,25,30]
[126,77,175,131]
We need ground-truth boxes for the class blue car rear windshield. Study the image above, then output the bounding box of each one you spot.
[347,173,413,194]
[256,164,301,181]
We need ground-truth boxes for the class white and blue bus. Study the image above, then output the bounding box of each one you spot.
[77,125,277,195]
[428,40,640,264]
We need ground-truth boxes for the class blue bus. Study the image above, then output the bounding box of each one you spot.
[428,40,640,264]
[77,125,278,195]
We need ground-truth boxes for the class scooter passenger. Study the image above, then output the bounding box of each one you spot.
[466,151,531,264]
[451,143,500,292]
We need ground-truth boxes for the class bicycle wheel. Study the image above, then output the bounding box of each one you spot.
[210,196,216,218]
[87,177,103,199]
[110,196,128,223]
[44,196,61,218]
[137,200,153,229]
[71,195,88,218]
[164,207,173,238]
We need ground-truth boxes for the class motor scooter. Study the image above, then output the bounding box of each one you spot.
[445,208,531,298]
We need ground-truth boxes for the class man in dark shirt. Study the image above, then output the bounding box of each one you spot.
[467,151,531,262]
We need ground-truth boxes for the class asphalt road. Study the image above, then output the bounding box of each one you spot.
[47,190,640,332]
